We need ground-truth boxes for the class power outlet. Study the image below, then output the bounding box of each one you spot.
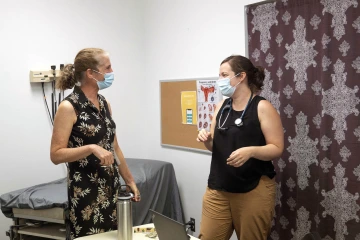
[189,217,195,232]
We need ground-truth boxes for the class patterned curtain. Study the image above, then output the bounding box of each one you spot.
[246,0,360,239]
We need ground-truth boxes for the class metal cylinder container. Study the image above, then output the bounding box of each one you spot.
[117,185,134,240]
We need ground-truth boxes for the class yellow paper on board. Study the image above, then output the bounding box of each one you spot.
[181,91,197,124]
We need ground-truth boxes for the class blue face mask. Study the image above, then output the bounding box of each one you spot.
[92,70,114,90]
[216,73,240,97]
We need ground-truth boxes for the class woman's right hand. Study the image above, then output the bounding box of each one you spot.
[91,145,114,166]
[196,129,212,143]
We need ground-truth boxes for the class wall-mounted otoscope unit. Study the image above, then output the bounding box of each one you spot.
[30,64,65,125]
[29,69,62,82]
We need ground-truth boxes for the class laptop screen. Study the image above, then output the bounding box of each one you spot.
[149,209,190,240]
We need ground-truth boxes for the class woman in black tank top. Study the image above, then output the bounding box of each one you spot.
[197,55,284,240]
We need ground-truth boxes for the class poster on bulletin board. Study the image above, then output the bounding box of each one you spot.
[196,80,222,131]
[181,91,197,125]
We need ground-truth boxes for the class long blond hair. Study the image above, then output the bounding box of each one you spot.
[57,48,108,90]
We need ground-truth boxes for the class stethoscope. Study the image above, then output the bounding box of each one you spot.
[217,92,253,130]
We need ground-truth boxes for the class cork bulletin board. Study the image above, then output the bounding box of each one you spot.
[160,78,217,154]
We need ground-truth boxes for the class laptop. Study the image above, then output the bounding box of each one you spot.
[149,209,191,240]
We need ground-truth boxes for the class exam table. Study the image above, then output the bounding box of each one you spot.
[0,158,184,240]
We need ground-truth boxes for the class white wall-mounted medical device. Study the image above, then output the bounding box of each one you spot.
[29,70,62,82]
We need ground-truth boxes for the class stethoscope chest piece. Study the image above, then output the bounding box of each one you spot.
[234,118,243,127]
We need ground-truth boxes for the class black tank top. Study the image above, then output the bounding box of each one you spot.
[208,95,276,193]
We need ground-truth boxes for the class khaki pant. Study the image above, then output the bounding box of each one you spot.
[199,176,276,240]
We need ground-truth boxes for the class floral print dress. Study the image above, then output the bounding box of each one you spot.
[65,86,120,239]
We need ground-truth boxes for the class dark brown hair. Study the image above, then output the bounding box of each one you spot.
[221,55,265,92]
[56,48,108,90]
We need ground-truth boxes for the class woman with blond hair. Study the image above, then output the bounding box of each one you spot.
[50,48,140,239]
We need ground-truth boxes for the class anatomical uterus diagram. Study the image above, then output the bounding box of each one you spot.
[201,85,215,102]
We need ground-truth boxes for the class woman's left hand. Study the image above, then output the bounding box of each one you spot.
[227,147,253,167]
[127,182,141,202]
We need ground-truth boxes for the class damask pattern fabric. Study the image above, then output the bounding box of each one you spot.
[65,86,120,239]
[246,0,360,239]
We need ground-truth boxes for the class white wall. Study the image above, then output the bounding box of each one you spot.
[0,0,146,236]
[0,0,263,239]
[143,0,261,238]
